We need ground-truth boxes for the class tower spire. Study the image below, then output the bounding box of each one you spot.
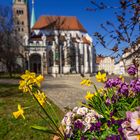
[30,0,36,28]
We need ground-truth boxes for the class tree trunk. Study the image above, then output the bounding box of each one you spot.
[7,64,13,78]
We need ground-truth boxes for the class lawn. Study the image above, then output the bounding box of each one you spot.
[0,83,64,140]
[0,73,20,79]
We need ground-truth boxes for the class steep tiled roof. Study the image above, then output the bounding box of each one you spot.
[32,16,87,32]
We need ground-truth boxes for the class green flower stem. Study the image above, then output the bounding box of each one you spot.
[28,88,64,139]
[93,84,110,119]
[93,84,98,92]
[45,100,59,122]
[37,112,56,131]
[129,98,137,110]
[33,93,64,139]
[45,100,64,133]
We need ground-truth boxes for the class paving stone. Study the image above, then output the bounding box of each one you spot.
[42,76,103,111]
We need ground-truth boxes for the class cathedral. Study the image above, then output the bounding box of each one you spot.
[13,0,96,76]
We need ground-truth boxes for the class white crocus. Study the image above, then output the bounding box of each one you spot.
[72,106,79,113]
[61,112,74,126]
[65,126,73,136]
[77,107,88,116]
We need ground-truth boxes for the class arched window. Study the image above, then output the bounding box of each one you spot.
[70,46,76,67]
[21,10,24,14]
[16,10,19,14]
[49,50,53,66]
[55,45,59,65]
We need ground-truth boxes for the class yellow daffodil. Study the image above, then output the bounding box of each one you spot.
[19,71,44,93]
[21,70,36,80]
[96,72,107,83]
[34,75,44,87]
[97,88,106,96]
[34,91,46,107]
[119,75,124,82]
[93,92,98,96]
[19,79,33,93]
[13,104,25,119]
[85,91,94,100]
[98,88,104,93]
[19,80,29,93]
[80,79,92,86]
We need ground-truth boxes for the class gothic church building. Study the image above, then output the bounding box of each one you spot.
[13,0,96,76]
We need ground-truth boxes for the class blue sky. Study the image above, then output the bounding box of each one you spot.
[0,0,120,55]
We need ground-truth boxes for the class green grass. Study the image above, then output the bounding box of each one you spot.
[0,84,64,140]
[0,73,20,79]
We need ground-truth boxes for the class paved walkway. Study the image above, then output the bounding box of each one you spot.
[42,75,103,111]
[0,76,103,112]
[0,79,19,84]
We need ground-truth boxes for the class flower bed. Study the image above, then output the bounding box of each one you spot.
[13,64,140,140]
[60,65,140,140]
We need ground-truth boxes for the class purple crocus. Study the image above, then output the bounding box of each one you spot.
[90,123,95,132]
[74,120,83,130]
[90,122,102,132]
[105,78,122,88]
[105,78,114,88]
[95,121,101,128]
[127,64,138,75]
[135,79,140,93]
[118,82,129,96]
[130,79,140,93]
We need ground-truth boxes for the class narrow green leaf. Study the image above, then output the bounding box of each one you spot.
[31,125,60,136]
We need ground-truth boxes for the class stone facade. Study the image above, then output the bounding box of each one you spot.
[114,40,140,76]
[96,56,115,75]
[13,0,96,76]
[24,30,95,76]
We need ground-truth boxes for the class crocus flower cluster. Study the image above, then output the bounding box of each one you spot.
[127,64,138,75]
[118,82,129,96]
[68,68,139,140]
[105,76,140,97]
[105,77,122,88]
[89,110,126,140]
[61,107,102,138]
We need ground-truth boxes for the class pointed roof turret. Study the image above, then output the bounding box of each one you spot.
[30,0,36,29]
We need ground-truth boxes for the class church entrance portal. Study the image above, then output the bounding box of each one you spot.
[30,54,41,74]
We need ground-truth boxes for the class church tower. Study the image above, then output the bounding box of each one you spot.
[13,0,29,38]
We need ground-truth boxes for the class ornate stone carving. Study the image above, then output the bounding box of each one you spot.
[41,34,46,46]
[24,34,28,46]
